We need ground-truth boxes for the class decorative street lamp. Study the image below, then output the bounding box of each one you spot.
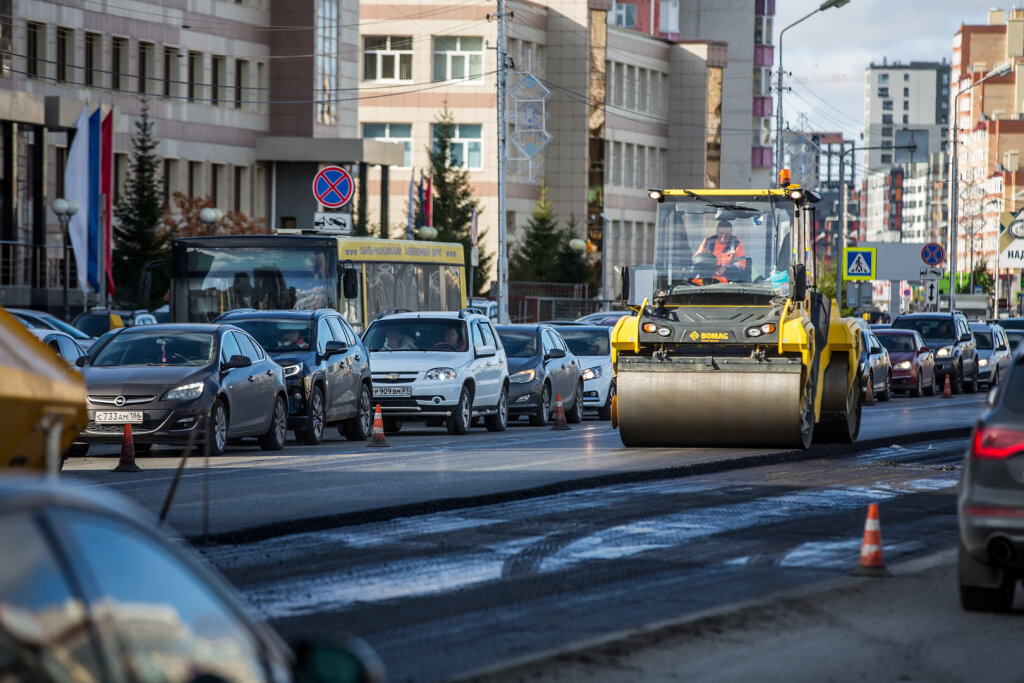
[775,0,851,180]
[51,198,79,322]
[568,237,586,252]
[949,60,1012,311]
[416,225,438,240]
[199,207,224,234]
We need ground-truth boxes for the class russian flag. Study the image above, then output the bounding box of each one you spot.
[87,108,101,293]
[64,107,91,294]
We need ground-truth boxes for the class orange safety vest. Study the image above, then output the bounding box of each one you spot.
[697,235,746,268]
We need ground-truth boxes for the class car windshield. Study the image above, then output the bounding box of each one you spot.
[892,317,955,341]
[228,319,313,353]
[973,331,993,350]
[92,331,214,367]
[75,314,109,337]
[1007,330,1024,351]
[497,330,539,358]
[553,328,610,356]
[877,334,916,353]
[364,319,467,352]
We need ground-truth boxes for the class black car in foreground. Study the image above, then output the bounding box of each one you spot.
[216,309,373,444]
[891,311,979,393]
[958,348,1024,612]
[77,324,288,456]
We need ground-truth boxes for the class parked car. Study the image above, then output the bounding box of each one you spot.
[467,298,499,323]
[1006,328,1024,353]
[26,328,87,370]
[870,323,892,330]
[873,328,936,397]
[495,324,583,425]
[550,324,614,420]
[77,324,288,456]
[215,309,373,444]
[575,312,629,326]
[891,311,979,394]
[957,351,1024,613]
[0,477,383,681]
[971,322,1012,389]
[996,317,1024,330]
[72,308,157,337]
[7,307,97,349]
[362,311,509,434]
[859,328,892,401]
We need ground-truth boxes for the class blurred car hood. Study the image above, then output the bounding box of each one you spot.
[268,352,309,366]
[575,354,612,368]
[507,356,540,374]
[83,365,210,394]
[368,351,465,372]
[977,348,995,360]
[887,351,916,363]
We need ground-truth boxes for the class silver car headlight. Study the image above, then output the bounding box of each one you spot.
[582,366,602,381]
[510,369,536,384]
[936,346,952,358]
[979,358,989,367]
[425,367,457,381]
[282,363,303,378]
[896,360,912,370]
[162,381,204,401]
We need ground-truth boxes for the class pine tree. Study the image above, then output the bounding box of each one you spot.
[428,108,492,295]
[112,98,168,308]
[510,184,561,282]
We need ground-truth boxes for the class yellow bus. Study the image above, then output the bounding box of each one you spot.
[170,234,467,332]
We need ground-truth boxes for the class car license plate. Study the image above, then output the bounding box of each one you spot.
[373,386,411,397]
[95,411,144,423]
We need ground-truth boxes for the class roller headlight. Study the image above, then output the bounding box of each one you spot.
[936,346,952,358]
[162,382,204,401]
[282,363,302,378]
[642,322,659,333]
[657,327,671,337]
[425,367,457,381]
[510,368,536,384]
[979,358,989,367]
[896,360,912,370]
[582,366,602,381]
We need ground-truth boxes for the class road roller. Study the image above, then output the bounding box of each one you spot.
[609,179,862,449]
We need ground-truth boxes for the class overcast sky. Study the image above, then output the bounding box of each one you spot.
[773,0,1003,141]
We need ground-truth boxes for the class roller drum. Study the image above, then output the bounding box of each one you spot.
[617,360,807,448]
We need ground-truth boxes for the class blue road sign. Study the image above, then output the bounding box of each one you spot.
[921,243,944,266]
[312,166,353,208]
[843,247,876,281]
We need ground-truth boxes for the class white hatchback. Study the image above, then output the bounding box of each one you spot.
[363,311,509,434]
[550,324,615,420]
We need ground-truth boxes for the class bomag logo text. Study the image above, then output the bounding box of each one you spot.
[695,332,729,342]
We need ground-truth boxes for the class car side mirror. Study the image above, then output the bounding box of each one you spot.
[920,346,930,354]
[75,355,88,367]
[960,333,972,342]
[870,346,883,355]
[988,387,998,406]
[998,344,1008,351]
[323,340,348,358]
[475,344,496,358]
[222,354,252,371]
[546,348,567,360]
[789,264,807,301]
[292,637,386,683]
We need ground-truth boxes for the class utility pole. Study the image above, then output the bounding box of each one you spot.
[494,0,510,324]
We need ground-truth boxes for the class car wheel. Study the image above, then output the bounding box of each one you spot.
[297,385,325,445]
[446,386,473,435]
[65,443,90,458]
[909,371,923,398]
[951,365,964,394]
[485,386,508,432]
[341,384,373,441]
[382,417,403,434]
[529,383,551,427]
[207,399,228,457]
[597,382,615,421]
[878,373,891,401]
[992,367,1000,388]
[258,395,287,451]
[924,370,937,396]
[566,382,584,423]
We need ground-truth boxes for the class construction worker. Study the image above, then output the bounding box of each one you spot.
[691,220,747,284]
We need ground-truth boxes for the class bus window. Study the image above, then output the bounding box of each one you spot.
[424,265,442,311]
[339,265,364,334]
[444,266,462,310]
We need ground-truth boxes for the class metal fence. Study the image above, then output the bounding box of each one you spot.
[0,240,74,289]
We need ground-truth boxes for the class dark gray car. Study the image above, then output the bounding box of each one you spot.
[971,322,1011,389]
[957,348,1024,612]
[892,311,979,393]
[77,324,287,456]
[496,324,583,426]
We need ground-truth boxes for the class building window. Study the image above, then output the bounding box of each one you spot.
[903,73,909,81]
[432,37,483,82]
[188,161,205,198]
[625,65,635,108]
[234,166,250,214]
[0,4,10,76]
[882,114,893,124]
[902,114,909,124]
[363,123,412,168]
[613,3,637,28]
[881,126,892,136]
[26,22,44,78]
[903,100,909,110]
[85,32,100,86]
[903,87,909,96]
[659,0,679,34]
[432,123,482,169]
[163,159,180,206]
[211,56,226,106]
[363,36,413,81]
[881,154,892,164]
[138,42,154,94]
[882,100,893,111]
[211,164,226,208]
[316,0,339,124]
[163,47,179,97]
[111,37,128,90]
[56,27,73,83]
[754,16,772,45]
[877,73,889,84]
[188,52,202,102]
[235,59,248,110]
[256,62,267,114]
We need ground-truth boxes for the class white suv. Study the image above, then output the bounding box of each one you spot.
[363,311,509,434]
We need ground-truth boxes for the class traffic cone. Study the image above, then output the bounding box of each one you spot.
[367,404,390,447]
[851,503,891,577]
[551,393,571,431]
[942,374,952,399]
[112,423,142,472]
[864,378,875,406]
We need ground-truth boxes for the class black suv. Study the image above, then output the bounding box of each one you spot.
[215,309,372,444]
[891,311,979,393]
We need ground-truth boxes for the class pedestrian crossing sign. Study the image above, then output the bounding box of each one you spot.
[843,247,876,281]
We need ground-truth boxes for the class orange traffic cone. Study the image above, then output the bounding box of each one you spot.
[551,393,571,431]
[112,423,142,472]
[942,374,952,399]
[367,404,390,447]
[864,378,875,406]
[851,503,891,577]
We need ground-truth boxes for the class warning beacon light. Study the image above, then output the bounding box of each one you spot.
[778,168,791,188]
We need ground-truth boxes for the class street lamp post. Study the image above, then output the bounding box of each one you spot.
[950,60,1012,311]
[775,0,851,180]
[51,198,79,322]
[199,207,224,235]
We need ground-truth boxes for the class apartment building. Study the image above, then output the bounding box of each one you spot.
[1,0,401,312]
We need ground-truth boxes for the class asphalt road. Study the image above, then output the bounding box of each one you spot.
[62,391,988,541]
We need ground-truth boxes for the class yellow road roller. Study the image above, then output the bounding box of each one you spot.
[610,181,862,448]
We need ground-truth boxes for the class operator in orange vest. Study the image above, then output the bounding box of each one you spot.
[692,220,747,284]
